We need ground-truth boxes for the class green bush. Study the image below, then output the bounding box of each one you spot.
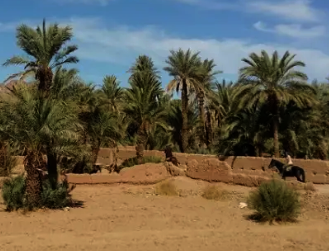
[0,146,17,177]
[247,179,300,223]
[2,175,26,211]
[119,156,162,170]
[2,175,74,211]
[41,179,73,209]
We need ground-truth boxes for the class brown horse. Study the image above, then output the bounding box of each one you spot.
[164,146,180,166]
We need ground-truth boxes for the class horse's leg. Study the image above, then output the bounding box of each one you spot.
[281,172,286,180]
[296,170,303,182]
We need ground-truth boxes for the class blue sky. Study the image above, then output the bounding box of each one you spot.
[0,0,329,88]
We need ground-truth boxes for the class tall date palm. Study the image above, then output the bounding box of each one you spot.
[3,19,78,97]
[164,48,202,152]
[239,50,315,157]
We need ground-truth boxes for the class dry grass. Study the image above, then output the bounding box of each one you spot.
[287,181,317,192]
[303,182,317,192]
[201,184,231,201]
[155,180,179,196]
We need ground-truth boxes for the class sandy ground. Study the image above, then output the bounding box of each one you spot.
[0,177,329,251]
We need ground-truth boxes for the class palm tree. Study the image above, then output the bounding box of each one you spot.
[197,59,221,146]
[167,99,199,152]
[206,80,247,146]
[125,72,168,161]
[279,83,329,159]
[82,104,125,165]
[100,75,124,113]
[164,48,202,152]
[50,67,82,101]
[218,102,271,156]
[239,50,315,157]
[0,85,80,206]
[3,19,78,97]
[128,55,161,80]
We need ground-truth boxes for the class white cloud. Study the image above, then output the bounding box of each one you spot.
[158,0,324,23]
[246,0,322,23]
[1,17,329,80]
[254,21,326,38]
[65,18,329,80]
[44,0,325,25]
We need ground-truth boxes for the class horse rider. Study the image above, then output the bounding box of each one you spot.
[284,151,293,171]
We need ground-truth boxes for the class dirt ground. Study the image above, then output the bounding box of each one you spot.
[0,177,329,251]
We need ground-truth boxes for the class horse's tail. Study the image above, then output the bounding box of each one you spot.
[300,169,306,183]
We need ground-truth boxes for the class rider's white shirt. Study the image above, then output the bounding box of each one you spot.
[286,155,293,165]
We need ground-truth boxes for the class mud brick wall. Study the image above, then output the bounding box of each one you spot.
[9,147,329,186]
[97,147,329,184]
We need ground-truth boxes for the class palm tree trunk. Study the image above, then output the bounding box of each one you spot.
[273,101,280,158]
[47,152,58,189]
[91,140,101,165]
[181,79,189,152]
[273,119,279,157]
[205,108,213,147]
[36,66,53,98]
[24,151,44,208]
[197,92,206,147]
[136,126,147,164]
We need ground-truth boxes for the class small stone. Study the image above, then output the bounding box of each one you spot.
[239,202,248,209]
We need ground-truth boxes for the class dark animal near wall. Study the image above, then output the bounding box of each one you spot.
[268,159,306,183]
[164,146,180,166]
[90,164,102,174]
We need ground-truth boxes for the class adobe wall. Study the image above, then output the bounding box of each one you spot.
[8,147,329,186]
[96,147,329,184]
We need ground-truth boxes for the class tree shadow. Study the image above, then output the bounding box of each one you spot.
[243,213,267,223]
[243,213,299,225]
[70,199,85,208]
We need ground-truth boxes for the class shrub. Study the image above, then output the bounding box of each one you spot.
[41,179,73,209]
[2,175,26,211]
[303,182,316,192]
[247,179,300,223]
[2,175,75,211]
[155,180,178,196]
[119,156,162,170]
[287,181,316,192]
[202,185,230,201]
[0,146,17,177]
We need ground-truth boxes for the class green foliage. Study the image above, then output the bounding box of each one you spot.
[2,175,26,211]
[192,147,216,155]
[0,146,17,177]
[238,50,315,156]
[119,156,162,169]
[1,175,74,211]
[41,180,73,209]
[100,75,124,112]
[2,19,78,83]
[247,179,301,223]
